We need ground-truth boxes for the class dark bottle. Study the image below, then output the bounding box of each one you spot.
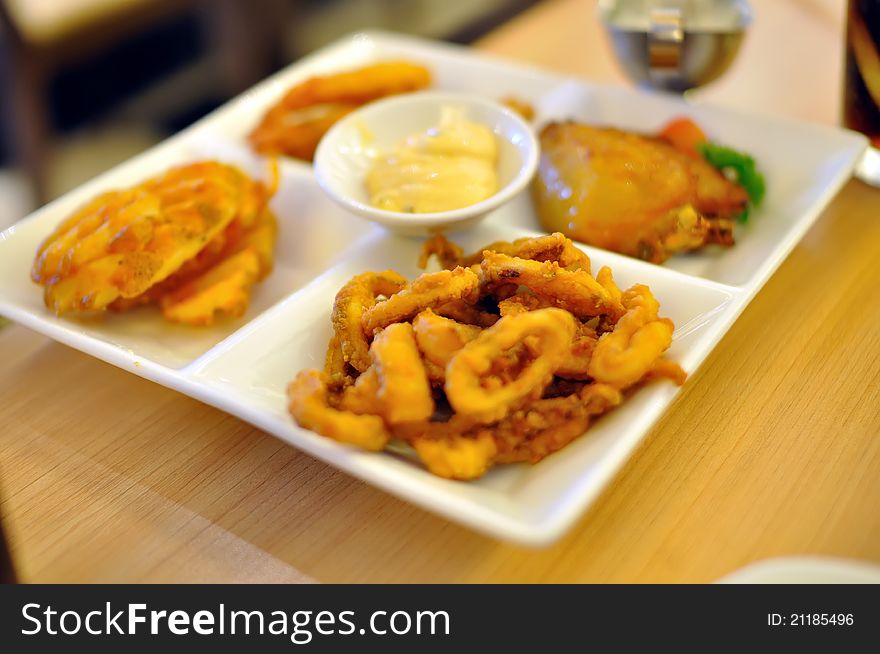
[0,512,17,583]
[844,0,880,148]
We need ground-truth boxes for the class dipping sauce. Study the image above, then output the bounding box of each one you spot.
[366,106,498,213]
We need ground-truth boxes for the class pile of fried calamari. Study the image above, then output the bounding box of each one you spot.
[249,61,432,161]
[31,161,278,325]
[287,233,686,480]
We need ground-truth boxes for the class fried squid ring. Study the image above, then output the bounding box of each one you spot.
[555,322,599,380]
[445,308,576,423]
[433,299,499,327]
[418,233,464,270]
[409,431,498,480]
[497,292,598,379]
[370,322,434,424]
[324,333,354,387]
[287,370,389,451]
[643,358,688,385]
[596,265,622,308]
[413,309,482,368]
[338,366,382,415]
[420,232,591,272]
[588,284,675,389]
[362,267,480,334]
[480,252,621,320]
[398,382,622,473]
[332,270,407,372]
[497,292,552,316]
[492,383,622,463]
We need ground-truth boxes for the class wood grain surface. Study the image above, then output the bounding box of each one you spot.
[1,0,878,582]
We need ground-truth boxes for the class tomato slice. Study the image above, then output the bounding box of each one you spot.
[658,117,708,159]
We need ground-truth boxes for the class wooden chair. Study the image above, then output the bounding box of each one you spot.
[0,0,286,204]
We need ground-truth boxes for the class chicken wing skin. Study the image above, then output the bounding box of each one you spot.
[532,122,748,263]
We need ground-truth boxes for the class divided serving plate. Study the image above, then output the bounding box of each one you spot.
[0,32,866,545]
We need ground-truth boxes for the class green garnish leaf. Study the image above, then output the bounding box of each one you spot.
[697,142,766,219]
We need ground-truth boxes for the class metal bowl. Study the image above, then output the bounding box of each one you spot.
[598,0,752,93]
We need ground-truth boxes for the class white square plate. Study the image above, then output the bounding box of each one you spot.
[0,32,866,545]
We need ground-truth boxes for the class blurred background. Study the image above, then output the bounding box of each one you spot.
[0,0,542,228]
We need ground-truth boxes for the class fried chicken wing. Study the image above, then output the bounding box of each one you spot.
[532,123,748,263]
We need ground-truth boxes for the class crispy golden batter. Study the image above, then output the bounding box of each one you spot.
[160,248,260,326]
[33,161,277,322]
[370,322,434,424]
[498,292,598,379]
[332,270,407,373]
[324,333,353,387]
[249,61,431,161]
[287,370,390,451]
[363,267,481,334]
[409,431,498,480]
[397,382,621,473]
[433,300,499,327]
[339,366,382,416]
[533,123,748,262]
[418,233,465,270]
[413,309,482,368]
[445,308,576,423]
[289,232,687,480]
[588,285,675,389]
[480,252,621,320]
[500,96,535,121]
[419,232,590,272]
[493,384,622,464]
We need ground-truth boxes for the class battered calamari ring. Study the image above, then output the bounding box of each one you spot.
[555,322,599,380]
[497,292,552,316]
[287,369,389,451]
[417,234,464,270]
[480,252,621,320]
[413,309,482,368]
[596,266,622,308]
[588,284,675,389]
[419,232,591,272]
[409,431,497,480]
[398,382,622,474]
[362,267,480,334]
[370,322,434,424]
[339,366,382,415]
[332,270,407,372]
[469,232,591,271]
[324,333,354,386]
[497,292,598,379]
[445,307,576,423]
[491,383,621,463]
[433,299,499,327]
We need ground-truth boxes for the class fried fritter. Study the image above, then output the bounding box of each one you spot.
[249,61,431,161]
[33,161,277,320]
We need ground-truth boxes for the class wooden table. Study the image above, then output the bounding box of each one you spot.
[1,0,878,583]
